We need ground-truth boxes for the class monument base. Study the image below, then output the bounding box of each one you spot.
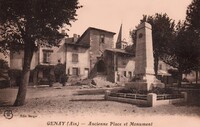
[125,74,165,91]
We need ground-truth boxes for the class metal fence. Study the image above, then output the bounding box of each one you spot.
[157,94,184,100]
[109,93,147,100]
[109,92,184,101]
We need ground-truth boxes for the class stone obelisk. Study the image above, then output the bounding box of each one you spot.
[134,22,156,91]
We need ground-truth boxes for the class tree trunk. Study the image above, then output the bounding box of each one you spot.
[14,40,34,106]
[196,70,198,85]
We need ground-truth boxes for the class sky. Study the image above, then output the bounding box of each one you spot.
[67,0,192,43]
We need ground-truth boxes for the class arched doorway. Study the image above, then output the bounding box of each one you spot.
[97,60,106,73]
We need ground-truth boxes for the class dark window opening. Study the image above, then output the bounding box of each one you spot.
[97,60,106,73]
[43,50,53,63]
[159,64,162,70]
[72,53,78,62]
[124,71,126,77]
[72,67,79,76]
[128,71,132,78]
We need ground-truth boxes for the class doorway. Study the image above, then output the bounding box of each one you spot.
[97,60,106,73]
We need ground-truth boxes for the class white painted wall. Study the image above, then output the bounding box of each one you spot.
[66,46,90,79]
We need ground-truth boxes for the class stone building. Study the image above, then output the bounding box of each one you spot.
[103,24,135,84]
[104,48,135,83]
[76,27,116,78]
[4,26,189,86]
[8,26,135,85]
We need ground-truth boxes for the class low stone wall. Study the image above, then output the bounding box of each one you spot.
[105,91,187,107]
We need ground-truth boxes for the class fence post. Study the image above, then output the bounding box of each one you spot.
[147,93,157,107]
[181,92,187,102]
[105,90,111,100]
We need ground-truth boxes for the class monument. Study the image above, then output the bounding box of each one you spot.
[126,22,164,91]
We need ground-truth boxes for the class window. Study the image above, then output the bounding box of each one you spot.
[72,67,79,76]
[72,53,78,62]
[128,71,132,78]
[122,44,125,49]
[159,64,162,70]
[100,34,105,43]
[43,50,53,63]
[68,68,70,75]
[124,71,126,77]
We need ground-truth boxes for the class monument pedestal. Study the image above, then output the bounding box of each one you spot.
[125,74,164,91]
[125,75,155,91]
[143,74,156,91]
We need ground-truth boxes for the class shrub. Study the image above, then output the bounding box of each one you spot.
[149,87,173,94]
[117,88,148,94]
[54,63,66,82]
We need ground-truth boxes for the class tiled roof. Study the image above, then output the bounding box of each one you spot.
[76,27,116,44]
[65,38,89,48]
[87,27,116,35]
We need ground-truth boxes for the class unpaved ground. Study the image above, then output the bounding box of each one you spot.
[0,86,200,117]
[1,86,200,127]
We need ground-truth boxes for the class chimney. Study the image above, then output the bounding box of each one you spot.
[73,34,78,42]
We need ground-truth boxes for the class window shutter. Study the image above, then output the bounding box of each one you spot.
[78,68,80,75]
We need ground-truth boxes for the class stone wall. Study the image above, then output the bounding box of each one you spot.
[88,29,115,77]
[104,51,115,82]
[104,51,135,83]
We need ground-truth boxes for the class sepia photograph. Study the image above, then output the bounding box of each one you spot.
[0,0,200,127]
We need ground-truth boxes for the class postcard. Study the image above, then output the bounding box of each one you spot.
[0,0,200,127]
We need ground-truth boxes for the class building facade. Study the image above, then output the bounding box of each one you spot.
[4,26,195,86]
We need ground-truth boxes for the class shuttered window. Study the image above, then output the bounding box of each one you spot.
[43,50,53,63]
[72,53,78,62]
[72,67,79,76]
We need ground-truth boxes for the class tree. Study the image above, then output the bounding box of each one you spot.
[0,0,81,106]
[139,13,175,76]
[162,21,199,86]
[186,0,200,84]
[128,30,136,55]
[186,0,200,32]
